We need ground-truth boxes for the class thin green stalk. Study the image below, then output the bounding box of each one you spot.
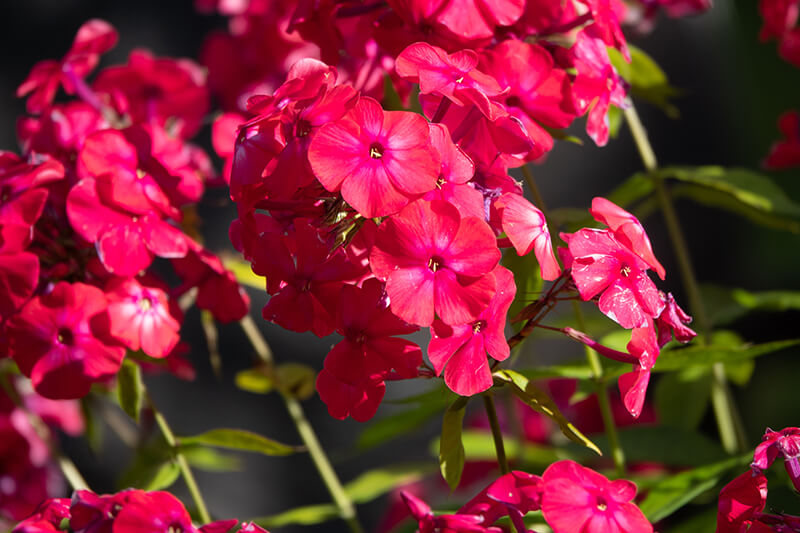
[483,394,510,475]
[520,165,626,475]
[623,102,747,454]
[572,301,626,477]
[149,395,211,523]
[240,316,364,533]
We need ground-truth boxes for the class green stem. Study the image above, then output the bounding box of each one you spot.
[149,396,212,523]
[483,394,510,475]
[240,316,364,533]
[572,301,626,476]
[623,102,747,454]
[521,165,547,210]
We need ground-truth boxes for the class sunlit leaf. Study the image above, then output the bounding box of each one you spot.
[222,256,266,290]
[358,396,449,450]
[235,367,274,394]
[180,429,297,456]
[493,369,601,455]
[252,504,340,528]
[702,284,800,326]
[344,464,432,504]
[653,339,800,372]
[181,445,242,472]
[609,45,680,117]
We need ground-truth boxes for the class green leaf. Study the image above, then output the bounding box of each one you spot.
[439,397,467,490]
[654,367,712,430]
[181,445,242,472]
[639,454,751,522]
[665,508,718,533]
[607,104,623,139]
[458,430,564,466]
[702,284,800,326]
[117,359,143,422]
[235,367,274,394]
[180,429,297,456]
[724,359,755,386]
[358,394,449,450]
[515,364,594,381]
[344,464,433,504]
[222,256,266,290]
[118,458,181,492]
[609,45,680,117]
[494,369,601,455]
[606,172,655,209]
[659,166,800,232]
[653,339,800,372]
[252,504,340,528]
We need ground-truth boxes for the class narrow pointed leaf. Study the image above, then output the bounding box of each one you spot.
[358,397,448,450]
[252,504,340,528]
[222,256,266,290]
[344,464,432,504]
[702,284,800,325]
[180,429,297,456]
[235,367,274,394]
[652,339,800,372]
[638,454,751,522]
[117,359,143,422]
[494,369,601,455]
[439,396,467,490]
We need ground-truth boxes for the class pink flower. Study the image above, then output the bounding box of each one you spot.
[5,282,126,400]
[106,277,182,358]
[715,471,768,533]
[496,192,560,281]
[541,460,652,533]
[460,470,543,533]
[308,97,440,217]
[11,498,70,533]
[617,322,660,419]
[655,292,696,347]
[428,266,515,396]
[764,110,800,170]
[400,491,492,533]
[316,279,422,421]
[752,427,800,492]
[16,19,117,114]
[370,199,500,327]
[112,490,198,533]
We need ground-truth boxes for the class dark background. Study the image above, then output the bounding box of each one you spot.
[2,1,800,531]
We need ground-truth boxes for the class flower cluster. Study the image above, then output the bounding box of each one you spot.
[222,0,707,420]
[2,20,249,400]
[12,488,267,533]
[716,427,800,533]
[403,461,652,533]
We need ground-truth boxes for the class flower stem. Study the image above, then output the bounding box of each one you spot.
[483,393,510,475]
[239,316,364,533]
[149,394,212,524]
[623,102,747,454]
[572,301,626,477]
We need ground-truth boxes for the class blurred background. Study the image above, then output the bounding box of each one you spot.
[1,1,799,531]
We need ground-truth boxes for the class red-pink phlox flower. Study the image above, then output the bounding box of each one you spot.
[460,470,543,532]
[541,460,652,533]
[93,50,209,139]
[0,155,63,230]
[655,292,696,347]
[171,239,250,324]
[395,42,504,113]
[422,123,484,220]
[11,498,70,533]
[590,197,665,280]
[0,226,40,321]
[238,523,270,533]
[752,427,800,492]
[480,40,577,161]
[563,31,628,147]
[66,176,188,276]
[617,322,660,419]
[779,27,800,67]
[578,0,630,61]
[370,199,500,327]
[257,220,365,336]
[715,470,768,533]
[16,19,117,114]
[69,488,142,533]
[496,192,560,281]
[561,227,664,329]
[5,282,126,399]
[400,491,495,533]
[106,277,182,358]
[112,490,199,533]
[212,112,247,184]
[764,110,800,169]
[77,129,179,219]
[17,102,108,164]
[428,266,514,396]
[317,279,422,421]
[759,0,799,42]
[513,0,579,35]
[309,97,440,217]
